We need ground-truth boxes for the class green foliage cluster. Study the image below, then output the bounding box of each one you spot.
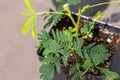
[38,30,119,80]
[43,0,81,29]
[21,0,120,80]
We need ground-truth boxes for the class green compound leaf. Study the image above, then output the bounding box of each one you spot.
[42,40,62,56]
[69,63,82,80]
[80,22,95,38]
[76,50,83,58]
[82,49,90,59]
[74,38,84,57]
[82,59,92,70]
[62,51,71,66]
[53,14,63,26]
[89,44,110,66]
[66,0,81,5]
[40,64,54,80]
[51,30,57,40]
[40,57,61,80]
[41,30,52,40]
[44,16,53,29]
[83,42,96,50]
[83,43,110,66]
[98,67,119,80]
[80,22,94,34]
[38,30,52,42]
[43,6,64,29]
[43,0,65,29]
[74,38,84,49]
[43,13,63,29]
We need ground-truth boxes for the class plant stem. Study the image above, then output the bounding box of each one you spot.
[90,1,119,8]
[36,12,65,15]
[67,12,77,28]
[82,68,89,76]
[74,54,83,80]
[75,9,81,38]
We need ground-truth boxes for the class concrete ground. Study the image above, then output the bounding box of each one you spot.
[0,0,120,80]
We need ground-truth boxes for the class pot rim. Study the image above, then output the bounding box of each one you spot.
[72,12,120,29]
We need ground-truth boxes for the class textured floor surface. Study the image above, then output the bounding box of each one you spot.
[0,0,120,80]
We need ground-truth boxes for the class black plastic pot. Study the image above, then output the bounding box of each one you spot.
[37,14,120,80]
[52,0,110,16]
[110,45,120,80]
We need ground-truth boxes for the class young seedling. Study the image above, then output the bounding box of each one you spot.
[21,0,120,80]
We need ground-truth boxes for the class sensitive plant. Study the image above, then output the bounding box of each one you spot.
[21,0,120,80]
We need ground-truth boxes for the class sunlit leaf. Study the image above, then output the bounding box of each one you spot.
[21,16,33,35]
[21,10,32,16]
[21,15,37,37]
[94,11,101,18]
[94,11,107,20]
[24,0,35,13]
[63,3,70,11]
[81,5,90,13]
[21,0,37,37]
[31,24,36,37]
[31,16,37,37]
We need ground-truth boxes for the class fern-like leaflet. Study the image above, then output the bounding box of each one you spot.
[38,30,73,80]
